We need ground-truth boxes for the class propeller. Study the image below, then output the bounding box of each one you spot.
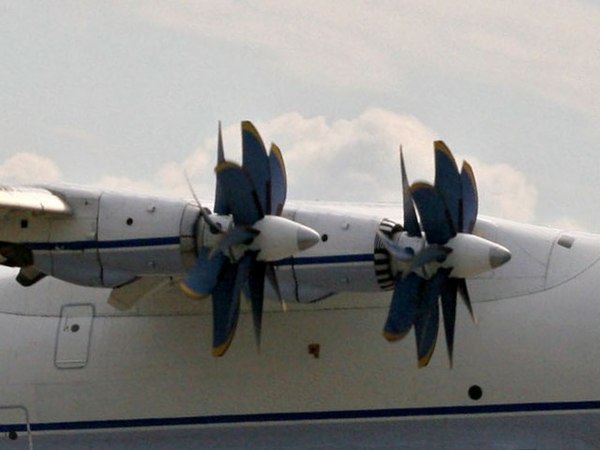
[380,142,511,367]
[180,122,320,356]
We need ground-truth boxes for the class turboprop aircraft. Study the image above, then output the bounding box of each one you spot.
[0,121,598,449]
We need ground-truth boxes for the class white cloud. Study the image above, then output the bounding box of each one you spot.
[93,138,216,203]
[0,152,63,184]
[261,110,539,222]
[158,149,214,195]
[157,109,539,222]
[468,159,538,223]
[252,109,437,202]
[0,110,542,224]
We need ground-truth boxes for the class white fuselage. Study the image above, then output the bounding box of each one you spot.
[0,199,599,449]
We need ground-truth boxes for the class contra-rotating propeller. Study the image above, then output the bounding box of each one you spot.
[180,122,320,357]
[379,141,511,367]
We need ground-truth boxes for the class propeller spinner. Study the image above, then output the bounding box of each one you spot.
[180,122,320,357]
[380,142,511,367]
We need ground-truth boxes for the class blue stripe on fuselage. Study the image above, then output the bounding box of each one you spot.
[276,254,374,266]
[2,400,600,433]
[24,238,374,266]
[25,237,181,251]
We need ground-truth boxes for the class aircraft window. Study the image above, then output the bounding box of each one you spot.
[321,234,328,242]
[126,217,134,226]
[468,385,483,401]
[557,234,575,249]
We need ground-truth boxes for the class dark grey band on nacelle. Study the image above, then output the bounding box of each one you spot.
[373,218,403,291]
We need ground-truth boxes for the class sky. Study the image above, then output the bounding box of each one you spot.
[1,1,599,232]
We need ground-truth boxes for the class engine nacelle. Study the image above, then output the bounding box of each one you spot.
[10,187,200,288]
[383,229,511,280]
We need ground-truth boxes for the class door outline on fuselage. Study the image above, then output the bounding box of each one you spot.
[54,303,95,370]
[0,405,33,449]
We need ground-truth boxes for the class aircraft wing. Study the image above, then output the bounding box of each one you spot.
[0,186,71,284]
[0,186,71,216]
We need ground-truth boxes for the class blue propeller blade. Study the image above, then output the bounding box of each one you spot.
[216,162,264,226]
[269,143,287,216]
[217,121,225,164]
[382,142,480,368]
[192,122,293,357]
[458,278,476,323]
[383,273,423,341]
[440,272,457,366]
[400,149,422,238]
[265,263,285,311]
[244,256,265,349]
[214,122,229,215]
[180,248,225,298]
[414,269,447,367]
[212,254,253,357]
[411,182,456,245]
[434,141,461,234]
[242,121,270,216]
[461,161,478,234]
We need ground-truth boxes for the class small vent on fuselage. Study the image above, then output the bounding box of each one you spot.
[557,234,575,249]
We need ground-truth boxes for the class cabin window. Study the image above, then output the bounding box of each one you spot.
[468,385,483,401]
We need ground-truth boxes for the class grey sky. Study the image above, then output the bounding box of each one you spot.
[1,1,598,231]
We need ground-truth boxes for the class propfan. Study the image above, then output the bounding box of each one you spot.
[378,142,511,367]
[180,122,321,357]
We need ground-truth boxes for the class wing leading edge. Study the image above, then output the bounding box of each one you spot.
[0,186,71,216]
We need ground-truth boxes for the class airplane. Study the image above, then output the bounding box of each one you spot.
[0,121,598,449]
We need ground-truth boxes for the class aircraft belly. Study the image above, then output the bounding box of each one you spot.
[0,257,598,432]
[18,415,600,450]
